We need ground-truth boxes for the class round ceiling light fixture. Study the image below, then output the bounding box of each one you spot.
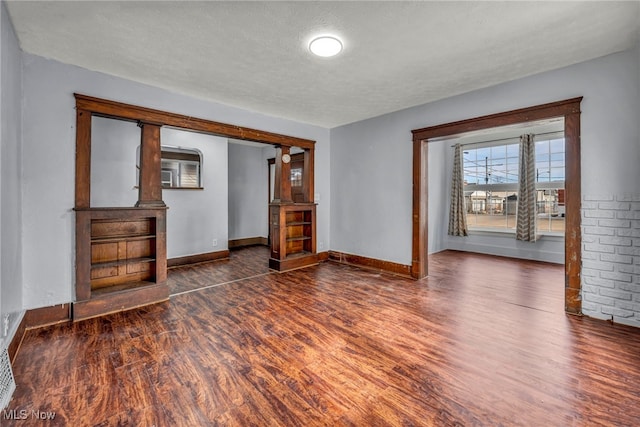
[309,36,343,57]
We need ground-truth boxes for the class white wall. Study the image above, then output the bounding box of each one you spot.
[20,52,330,309]
[0,1,23,347]
[162,128,228,258]
[228,142,269,241]
[330,44,640,267]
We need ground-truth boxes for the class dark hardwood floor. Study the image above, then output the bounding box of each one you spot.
[6,249,640,426]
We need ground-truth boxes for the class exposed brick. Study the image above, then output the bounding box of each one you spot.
[616,210,640,220]
[584,194,614,201]
[601,306,634,318]
[583,293,615,306]
[617,194,640,202]
[581,268,599,278]
[617,264,640,275]
[583,227,615,236]
[618,246,640,256]
[615,300,640,312]
[599,236,633,247]
[581,202,598,210]
[583,260,614,271]
[581,301,599,313]
[584,210,615,219]
[581,218,598,227]
[618,283,640,293]
[617,228,640,238]
[583,277,616,288]
[598,219,632,228]
[582,252,598,261]
[599,288,632,301]
[599,202,630,210]
[600,253,633,264]
[600,271,633,282]
[584,243,615,253]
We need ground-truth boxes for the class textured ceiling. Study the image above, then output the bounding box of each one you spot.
[5,1,640,128]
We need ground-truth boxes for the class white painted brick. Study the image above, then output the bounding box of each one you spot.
[584,210,615,219]
[584,243,615,253]
[615,300,640,312]
[599,288,633,301]
[581,268,599,277]
[617,194,640,202]
[582,285,599,294]
[599,236,633,246]
[617,228,640,238]
[618,246,640,256]
[584,194,614,201]
[602,306,635,318]
[584,227,615,236]
[583,260,614,271]
[618,283,640,293]
[616,210,640,220]
[582,251,598,260]
[600,253,633,264]
[581,202,598,210]
[617,264,640,275]
[581,218,598,226]
[583,293,615,306]
[581,301,599,312]
[600,271,633,282]
[599,202,630,210]
[598,219,631,228]
[584,277,616,288]
[611,317,640,327]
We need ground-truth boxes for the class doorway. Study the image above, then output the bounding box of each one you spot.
[411,97,583,314]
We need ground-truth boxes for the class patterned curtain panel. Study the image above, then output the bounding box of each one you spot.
[448,144,468,236]
[516,134,536,241]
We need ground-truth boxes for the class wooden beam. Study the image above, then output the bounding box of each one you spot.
[136,122,165,208]
[74,93,315,149]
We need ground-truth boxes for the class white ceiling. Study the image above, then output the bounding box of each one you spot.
[5,1,640,128]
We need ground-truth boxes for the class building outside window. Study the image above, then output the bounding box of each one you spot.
[462,133,565,234]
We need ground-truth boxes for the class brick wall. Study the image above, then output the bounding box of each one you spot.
[581,194,640,326]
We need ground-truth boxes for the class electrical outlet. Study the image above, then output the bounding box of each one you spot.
[212,239,218,247]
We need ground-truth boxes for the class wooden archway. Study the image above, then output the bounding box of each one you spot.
[411,97,583,314]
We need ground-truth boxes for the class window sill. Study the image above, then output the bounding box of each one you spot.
[467,228,564,240]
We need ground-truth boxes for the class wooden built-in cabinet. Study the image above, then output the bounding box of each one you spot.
[269,203,318,271]
[74,94,317,320]
[74,207,168,321]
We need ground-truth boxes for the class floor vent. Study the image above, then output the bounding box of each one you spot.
[0,347,16,410]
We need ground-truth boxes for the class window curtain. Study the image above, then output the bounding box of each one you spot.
[516,134,536,241]
[448,143,468,236]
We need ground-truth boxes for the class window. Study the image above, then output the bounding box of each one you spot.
[463,133,565,233]
[137,146,203,189]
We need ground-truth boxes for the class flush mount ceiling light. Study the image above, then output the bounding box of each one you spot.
[309,36,343,57]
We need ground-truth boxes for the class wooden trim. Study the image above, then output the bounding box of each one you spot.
[411,139,428,279]
[317,251,330,262]
[410,97,583,313]
[75,109,92,208]
[329,250,413,278]
[25,304,71,329]
[167,250,230,268]
[564,111,582,314]
[136,123,165,207]
[411,97,583,141]
[269,253,319,271]
[228,237,268,249]
[74,93,315,149]
[72,283,169,322]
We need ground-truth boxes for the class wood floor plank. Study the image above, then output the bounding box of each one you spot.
[6,249,640,426]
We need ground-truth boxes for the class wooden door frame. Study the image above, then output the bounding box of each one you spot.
[411,97,583,314]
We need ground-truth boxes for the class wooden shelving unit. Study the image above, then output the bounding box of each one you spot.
[269,203,318,271]
[74,207,169,321]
